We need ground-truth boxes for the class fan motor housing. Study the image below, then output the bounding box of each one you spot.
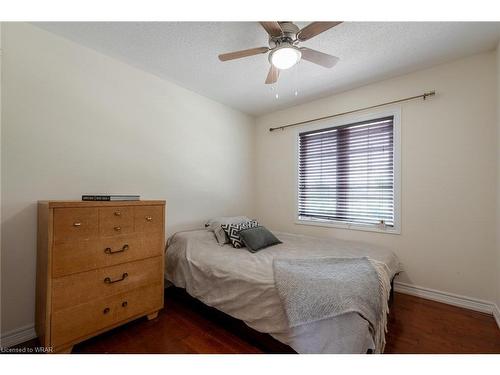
[268,22,300,49]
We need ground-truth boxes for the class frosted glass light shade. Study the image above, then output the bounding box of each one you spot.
[270,46,301,70]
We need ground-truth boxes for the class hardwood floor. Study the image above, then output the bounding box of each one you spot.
[384,293,500,353]
[14,288,500,354]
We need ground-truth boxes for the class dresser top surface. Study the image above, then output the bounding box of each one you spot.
[38,200,166,208]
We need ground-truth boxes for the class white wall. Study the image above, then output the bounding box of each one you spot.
[255,52,498,304]
[0,23,3,340]
[0,23,255,337]
[497,41,500,312]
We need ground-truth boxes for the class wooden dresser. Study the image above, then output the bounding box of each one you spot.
[35,200,166,353]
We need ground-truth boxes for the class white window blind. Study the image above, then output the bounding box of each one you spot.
[298,116,395,228]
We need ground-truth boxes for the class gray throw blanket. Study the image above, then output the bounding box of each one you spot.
[273,257,391,353]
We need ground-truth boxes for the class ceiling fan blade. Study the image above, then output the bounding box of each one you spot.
[265,65,280,84]
[218,47,269,61]
[297,22,342,41]
[300,47,339,68]
[260,22,283,38]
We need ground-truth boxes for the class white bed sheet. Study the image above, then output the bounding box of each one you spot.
[165,229,400,353]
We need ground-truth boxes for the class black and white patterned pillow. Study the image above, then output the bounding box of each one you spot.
[221,220,260,248]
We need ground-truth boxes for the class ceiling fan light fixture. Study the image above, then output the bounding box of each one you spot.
[270,45,302,70]
[218,22,342,84]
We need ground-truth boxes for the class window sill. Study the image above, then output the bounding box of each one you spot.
[295,218,401,235]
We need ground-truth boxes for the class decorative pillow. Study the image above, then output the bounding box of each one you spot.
[239,226,282,253]
[221,220,260,248]
[205,216,250,245]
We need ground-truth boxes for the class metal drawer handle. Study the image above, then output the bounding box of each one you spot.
[103,307,110,314]
[114,211,121,216]
[104,244,129,254]
[114,226,121,231]
[145,216,153,222]
[122,301,128,308]
[104,272,128,284]
[73,222,81,227]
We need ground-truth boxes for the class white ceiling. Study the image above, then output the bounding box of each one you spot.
[34,22,500,116]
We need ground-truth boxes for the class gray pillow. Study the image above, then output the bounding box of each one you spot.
[205,216,250,245]
[221,220,260,248]
[239,226,282,252]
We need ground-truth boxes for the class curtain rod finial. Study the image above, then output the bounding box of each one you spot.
[423,91,436,100]
[269,127,284,132]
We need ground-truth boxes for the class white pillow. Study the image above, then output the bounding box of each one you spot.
[206,216,250,245]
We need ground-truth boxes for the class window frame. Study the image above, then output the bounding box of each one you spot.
[294,107,401,235]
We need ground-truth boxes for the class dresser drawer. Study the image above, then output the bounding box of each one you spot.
[134,205,163,234]
[52,234,164,277]
[54,208,98,243]
[52,256,163,311]
[51,283,163,348]
[99,207,134,237]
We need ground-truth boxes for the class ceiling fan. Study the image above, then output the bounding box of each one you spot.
[218,21,342,84]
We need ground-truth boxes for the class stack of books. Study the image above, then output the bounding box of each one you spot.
[82,194,140,201]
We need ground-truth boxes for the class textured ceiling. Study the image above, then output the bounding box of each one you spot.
[34,22,500,115]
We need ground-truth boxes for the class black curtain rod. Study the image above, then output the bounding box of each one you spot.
[268,90,436,132]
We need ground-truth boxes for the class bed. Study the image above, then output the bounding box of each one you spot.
[165,229,400,354]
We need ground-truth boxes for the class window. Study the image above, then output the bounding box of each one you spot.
[297,111,400,233]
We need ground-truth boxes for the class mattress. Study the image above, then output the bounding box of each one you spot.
[165,229,400,353]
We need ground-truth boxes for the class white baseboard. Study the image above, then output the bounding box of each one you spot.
[493,304,500,329]
[394,281,500,329]
[0,324,37,348]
